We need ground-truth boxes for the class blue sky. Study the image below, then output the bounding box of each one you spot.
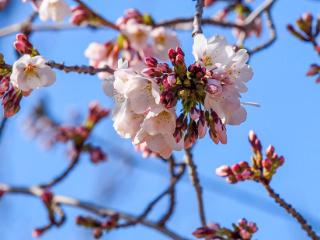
[0,0,320,239]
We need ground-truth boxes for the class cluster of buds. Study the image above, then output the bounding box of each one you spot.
[216,131,285,184]
[70,5,100,26]
[14,33,39,56]
[287,13,320,82]
[116,8,153,27]
[142,48,227,149]
[193,218,258,240]
[76,214,119,239]
[0,54,23,117]
[307,64,320,83]
[24,101,109,164]
[83,144,107,164]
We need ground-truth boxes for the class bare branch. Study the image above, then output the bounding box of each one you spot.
[0,184,190,240]
[46,61,115,75]
[192,0,205,36]
[248,9,277,55]
[260,180,320,240]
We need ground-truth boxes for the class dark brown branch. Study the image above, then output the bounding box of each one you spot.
[46,61,115,75]
[39,151,81,189]
[157,156,180,226]
[260,180,320,240]
[118,158,186,228]
[0,184,190,240]
[184,148,207,227]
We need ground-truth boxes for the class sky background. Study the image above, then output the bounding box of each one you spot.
[0,0,320,239]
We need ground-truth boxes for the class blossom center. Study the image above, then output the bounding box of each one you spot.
[24,63,38,77]
[155,35,166,45]
[201,55,213,67]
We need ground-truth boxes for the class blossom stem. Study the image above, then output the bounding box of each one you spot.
[260,180,320,240]
[192,0,204,36]
[184,148,207,227]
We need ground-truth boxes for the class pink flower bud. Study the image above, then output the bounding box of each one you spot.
[32,228,44,238]
[192,227,216,238]
[266,145,275,158]
[215,165,230,177]
[248,130,257,143]
[144,57,158,67]
[41,190,53,205]
[262,158,272,170]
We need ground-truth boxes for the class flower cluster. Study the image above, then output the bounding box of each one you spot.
[216,131,284,184]
[287,13,320,83]
[84,9,179,82]
[108,34,252,158]
[0,34,56,117]
[76,214,119,239]
[193,218,258,240]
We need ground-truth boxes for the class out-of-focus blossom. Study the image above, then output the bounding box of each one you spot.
[39,0,71,22]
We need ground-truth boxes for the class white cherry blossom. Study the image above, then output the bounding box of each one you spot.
[10,54,56,92]
[151,27,180,60]
[39,0,71,22]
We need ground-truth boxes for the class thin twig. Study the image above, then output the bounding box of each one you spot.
[118,159,186,228]
[0,184,190,240]
[39,152,81,189]
[184,148,207,227]
[248,9,277,55]
[46,61,115,75]
[158,157,185,226]
[260,180,320,240]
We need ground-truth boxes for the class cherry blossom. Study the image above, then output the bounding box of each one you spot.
[10,55,56,92]
[39,0,71,22]
[150,27,180,60]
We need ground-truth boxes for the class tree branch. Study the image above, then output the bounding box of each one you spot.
[192,0,205,36]
[0,184,190,240]
[118,157,186,228]
[260,180,320,240]
[46,61,115,75]
[184,148,207,227]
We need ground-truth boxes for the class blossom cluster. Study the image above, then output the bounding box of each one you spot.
[107,34,253,158]
[84,9,179,83]
[193,218,258,240]
[216,131,284,184]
